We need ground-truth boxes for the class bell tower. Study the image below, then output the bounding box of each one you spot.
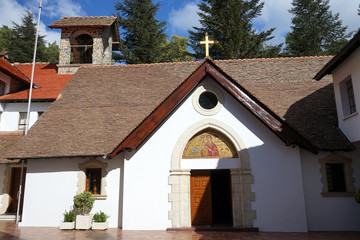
[48,16,121,74]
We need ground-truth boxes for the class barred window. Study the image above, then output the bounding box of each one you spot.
[346,79,356,114]
[325,163,346,192]
[86,168,101,194]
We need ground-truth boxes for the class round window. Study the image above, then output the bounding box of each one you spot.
[198,91,218,110]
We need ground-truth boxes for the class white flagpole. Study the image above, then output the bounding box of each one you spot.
[25,0,42,135]
[16,0,42,226]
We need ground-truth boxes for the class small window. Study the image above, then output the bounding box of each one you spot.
[38,112,44,117]
[325,163,346,192]
[0,81,5,96]
[199,91,218,110]
[86,168,101,194]
[78,159,108,199]
[18,112,27,130]
[339,76,357,117]
[319,154,355,197]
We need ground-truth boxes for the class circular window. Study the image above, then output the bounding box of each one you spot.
[199,91,218,110]
[192,83,224,116]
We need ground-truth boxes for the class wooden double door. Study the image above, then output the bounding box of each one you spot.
[190,170,232,226]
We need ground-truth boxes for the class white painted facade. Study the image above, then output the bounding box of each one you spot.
[0,101,51,214]
[332,48,360,142]
[0,102,50,131]
[300,147,360,231]
[18,78,348,232]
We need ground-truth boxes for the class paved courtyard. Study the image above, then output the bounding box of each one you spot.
[0,221,359,240]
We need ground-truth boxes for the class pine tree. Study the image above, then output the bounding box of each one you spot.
[285,0,350,56]
[114,0,167,64]
[188,0,280,60]
[9,10,48,63]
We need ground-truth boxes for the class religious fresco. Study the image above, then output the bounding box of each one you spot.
[182,129,238,159]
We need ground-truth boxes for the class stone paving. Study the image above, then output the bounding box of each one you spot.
[0,221,360,240]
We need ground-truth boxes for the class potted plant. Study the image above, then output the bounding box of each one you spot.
[73,191,95,230]
[92,211,109,230]
[59,209,75,230]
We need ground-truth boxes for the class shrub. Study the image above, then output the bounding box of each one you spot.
[93,211,109,222]
[73,191,95,215]
[63,209,75,222]
[355,187,360,205]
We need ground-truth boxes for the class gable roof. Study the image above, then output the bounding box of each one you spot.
[0,63,72,101]
[7,56,352,160]
[0,58,30,85]
[48,16,118,28]
[315,30,360,80]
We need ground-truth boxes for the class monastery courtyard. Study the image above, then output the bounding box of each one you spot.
[0,221,359,240]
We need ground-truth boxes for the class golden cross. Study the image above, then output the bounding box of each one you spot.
[199,33,215,57]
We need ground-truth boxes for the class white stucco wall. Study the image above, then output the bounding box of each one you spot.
[300,146,360,231]
[0,102,50,131]
[19,157,123,228]
[121,78,308,231]
[332,48,360,142]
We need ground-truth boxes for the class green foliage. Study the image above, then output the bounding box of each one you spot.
[188,0,281,60]
[93,211,109,222]
[0,10,59,63]
[161,35,194,62]
[63,209,75,222]
[355,187,360,205]
[73,192,95,215]
[0,26,12,51]
[44,41,59,63]
[285,0,351,56]
[114,0,167,64]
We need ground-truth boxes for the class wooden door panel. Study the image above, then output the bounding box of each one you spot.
[191,171,212,225]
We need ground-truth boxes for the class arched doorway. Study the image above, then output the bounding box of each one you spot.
[71,34,93,64]
[168,119,255,229]
[183,129,237,226]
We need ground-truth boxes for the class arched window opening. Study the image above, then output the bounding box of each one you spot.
[71,34,93,64]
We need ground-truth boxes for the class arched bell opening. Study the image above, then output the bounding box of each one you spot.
[70,34,93,64]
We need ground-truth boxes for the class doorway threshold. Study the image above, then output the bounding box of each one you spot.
[167,225,259,232]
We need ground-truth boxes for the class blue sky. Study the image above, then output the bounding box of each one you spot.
[0,0,359,47]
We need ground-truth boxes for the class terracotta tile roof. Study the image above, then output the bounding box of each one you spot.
[0,63,72,101]
[0,58,30,84]
[48,16,118,28]
[8,56,352,159]
[0,133,22,163]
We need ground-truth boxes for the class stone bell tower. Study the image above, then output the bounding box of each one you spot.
[48,16,121,74]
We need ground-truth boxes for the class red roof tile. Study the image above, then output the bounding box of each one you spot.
[0,63,72,101]
[0,58,30,84]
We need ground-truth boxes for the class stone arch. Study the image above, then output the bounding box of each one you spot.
[171,118,250,170]
[168,118,255,229]
[70,32,93,64]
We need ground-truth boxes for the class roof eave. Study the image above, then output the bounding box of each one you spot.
[315,30,360,80]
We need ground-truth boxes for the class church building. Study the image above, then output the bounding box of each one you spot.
[1,17,360,232]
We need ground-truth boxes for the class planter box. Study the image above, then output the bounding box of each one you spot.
[92,221,108,230]
[59,221,75,230]
[75,215,92,230]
